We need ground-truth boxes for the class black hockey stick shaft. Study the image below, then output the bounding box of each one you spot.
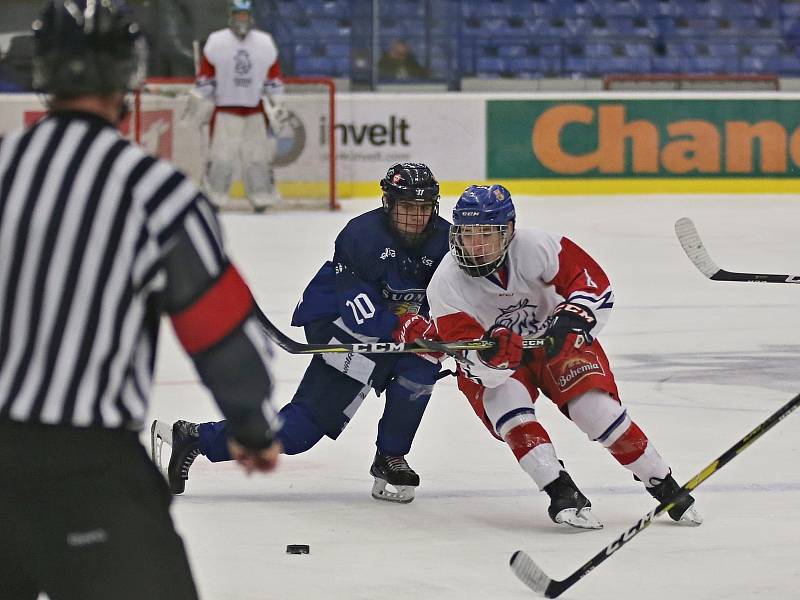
[256,311,547,357]
[675,217,800,284]
[511,390,800,598]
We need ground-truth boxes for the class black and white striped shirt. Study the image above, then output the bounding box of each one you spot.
[0,111,279,440]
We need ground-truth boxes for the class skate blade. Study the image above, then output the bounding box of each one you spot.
[675,505,703,527]
[150,420,173,475]
[554,507,603,530]
[371,478,415,504]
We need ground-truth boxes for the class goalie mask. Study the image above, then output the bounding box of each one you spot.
[450,185,516,277]
[32,0,147,98]
[380,162,440,247]
[229,0,254,38]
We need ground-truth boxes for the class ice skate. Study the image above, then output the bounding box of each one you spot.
[151,419,200,495]
[543,471,603,530]
[370,451,419,504]
[646,472,703,526]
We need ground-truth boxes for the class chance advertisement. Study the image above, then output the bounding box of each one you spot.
[487,98,800,179]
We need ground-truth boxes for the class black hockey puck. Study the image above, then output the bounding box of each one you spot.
[286,544,310,555]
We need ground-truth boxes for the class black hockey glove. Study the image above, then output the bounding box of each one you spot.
[545,302,597,359]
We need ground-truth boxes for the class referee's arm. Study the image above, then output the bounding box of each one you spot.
[159,196,281,451]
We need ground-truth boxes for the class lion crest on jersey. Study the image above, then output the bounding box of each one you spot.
[234,49,252,75]
[494,298,540,334]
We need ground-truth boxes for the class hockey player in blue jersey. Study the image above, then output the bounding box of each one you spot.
[153,163,449,502]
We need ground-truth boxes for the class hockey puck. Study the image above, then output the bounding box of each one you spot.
[286,544,310,555]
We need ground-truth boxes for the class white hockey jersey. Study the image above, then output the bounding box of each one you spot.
[428,228,615,388]
[197,28,283,108]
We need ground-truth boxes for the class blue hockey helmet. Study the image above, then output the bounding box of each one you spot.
[380,162,440,247]
[229,0,254,38]
[32,0,147,98]
[449,185,516,277]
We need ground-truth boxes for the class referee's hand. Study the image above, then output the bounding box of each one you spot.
[228,439,283,474]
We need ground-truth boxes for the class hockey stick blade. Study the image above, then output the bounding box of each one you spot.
[511,390,800,598]
[675,217,800,284]
[257,311,547,358]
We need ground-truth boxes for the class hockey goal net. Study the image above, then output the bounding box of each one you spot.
[132,76,338,210]
[603,73,779,91]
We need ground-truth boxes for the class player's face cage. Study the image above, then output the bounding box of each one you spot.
[229,10,254,38]
[388,199,438,246]
[449,223,513,277]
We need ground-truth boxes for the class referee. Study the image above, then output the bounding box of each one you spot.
[0,2,282,599]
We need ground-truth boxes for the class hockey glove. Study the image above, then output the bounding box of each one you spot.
[393,314,443,362]
[545,302,597,359]
[477,325,523,370]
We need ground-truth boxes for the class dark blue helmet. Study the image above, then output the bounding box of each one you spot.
[449,185,516,277]
[380,162,440,247]
[32,0,147,97]
[452,184,516,226]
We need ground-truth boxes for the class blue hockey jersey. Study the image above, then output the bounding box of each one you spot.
[292,208,451,340]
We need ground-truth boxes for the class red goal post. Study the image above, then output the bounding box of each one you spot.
[133,76,338,210]
[603,73,780,91]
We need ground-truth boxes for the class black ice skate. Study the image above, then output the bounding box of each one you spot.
[543,471,603,530]
[150,419,200,495]
[646,471,703,526]
[370,451,419,504]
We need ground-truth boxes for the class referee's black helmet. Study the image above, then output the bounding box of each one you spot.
[32,0,147,97]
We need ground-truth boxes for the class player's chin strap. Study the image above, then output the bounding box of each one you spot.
[256,311,548,366]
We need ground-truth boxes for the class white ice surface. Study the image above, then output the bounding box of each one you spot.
[145,195,800,600]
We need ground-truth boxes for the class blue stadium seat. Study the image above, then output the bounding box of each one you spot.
[293,43,318,57]
[563,56,589,73]
[319,1,348,18]
[474,2,515,19]
[651,56,685,72]
[692,0,726,18]
[601,56,651,73]
[276,1,304,19]
[295,56,336,75]
[784,1,800,18]
[560,0,599,17]
[584,41,614,57]
[599,0,643,17]
[525,17,571,36]
[624,41,653,58]
[537,42,563,58]
[498,44,528,58]
[476,57,507,74]
[509,56,556,73]
[326,43,350,58]
[640,0,688,18]
[707,41,740,57]
[687,56,739,73]
[746,40,782,57]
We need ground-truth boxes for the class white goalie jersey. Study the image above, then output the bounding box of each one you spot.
[427,228,615,388]
[197,28,283,108]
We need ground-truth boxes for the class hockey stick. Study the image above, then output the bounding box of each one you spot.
[256,311,547,362]
[510,390,800,598]
[675,217,800,284]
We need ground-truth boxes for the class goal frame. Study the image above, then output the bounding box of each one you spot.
[133,75,338,210]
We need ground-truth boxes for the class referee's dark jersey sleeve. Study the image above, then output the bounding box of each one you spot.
[0,113,279,445]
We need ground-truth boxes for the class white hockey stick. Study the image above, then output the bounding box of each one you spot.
[675,217,800,283]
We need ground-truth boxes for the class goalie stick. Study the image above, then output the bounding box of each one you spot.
[256,311,547,364]
[675,217,800,284]
[509,389,800,598]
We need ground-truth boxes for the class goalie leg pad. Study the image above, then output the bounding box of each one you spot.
[241,114,280,210]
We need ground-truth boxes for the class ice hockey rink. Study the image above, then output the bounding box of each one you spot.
[144,194,800,600]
